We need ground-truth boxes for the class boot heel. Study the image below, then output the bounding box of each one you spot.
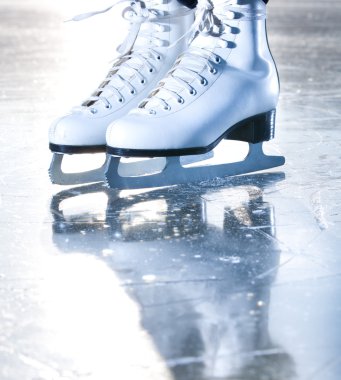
[225,110,276,143]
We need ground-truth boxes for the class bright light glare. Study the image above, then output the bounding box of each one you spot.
[40,254,173,379]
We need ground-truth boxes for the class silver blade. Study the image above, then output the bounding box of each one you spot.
[105,143,285,190]
[49,153,109,185]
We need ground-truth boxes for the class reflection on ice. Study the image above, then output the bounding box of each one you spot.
[49,173,297,379]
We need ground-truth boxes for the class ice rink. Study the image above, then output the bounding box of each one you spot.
[0,0,340,379]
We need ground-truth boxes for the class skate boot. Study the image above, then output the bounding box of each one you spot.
[105,0,285,190]
[48,0,195,185]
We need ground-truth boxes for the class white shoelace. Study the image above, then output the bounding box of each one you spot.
[138,0,237,113]
[69,1,192,114]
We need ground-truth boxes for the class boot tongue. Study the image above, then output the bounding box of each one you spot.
[116,1,158,54]
[140,7,228,110]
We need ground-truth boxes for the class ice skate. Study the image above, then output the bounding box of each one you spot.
[48,0,196,185]
[105,0,285,190]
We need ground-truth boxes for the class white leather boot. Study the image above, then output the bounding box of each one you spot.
[49,0,194,185]
[105,0,285,189]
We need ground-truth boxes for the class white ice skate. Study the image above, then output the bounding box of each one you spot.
[48,0,195,185]
[105,0,285,190]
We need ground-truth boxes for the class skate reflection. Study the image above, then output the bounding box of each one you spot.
[50,173,296,380]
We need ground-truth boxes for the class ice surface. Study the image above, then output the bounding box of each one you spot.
[0,0,340,379]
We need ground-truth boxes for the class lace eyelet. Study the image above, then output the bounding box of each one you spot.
[189,89,196,95]
[131,89,136,95]
[90,108,97,114]
[209,68,217,74]
[164,105,171,111]
[149,68,154,73]
[200,78,208,86]
[178,98,184,104]
[118,98,124,103]
[215,56,221,64]
[141,79,146,84]
[157,55,161,60]
[149,109,156,115]
[105,104,112,109]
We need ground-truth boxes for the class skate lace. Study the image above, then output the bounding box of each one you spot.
[69,1,192,114]
[138,0,237,113]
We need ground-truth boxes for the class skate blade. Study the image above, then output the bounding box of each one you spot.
[49,153,109,185]
[105,143,285,190]
[180,150,213,165]
[49,150,213,186]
